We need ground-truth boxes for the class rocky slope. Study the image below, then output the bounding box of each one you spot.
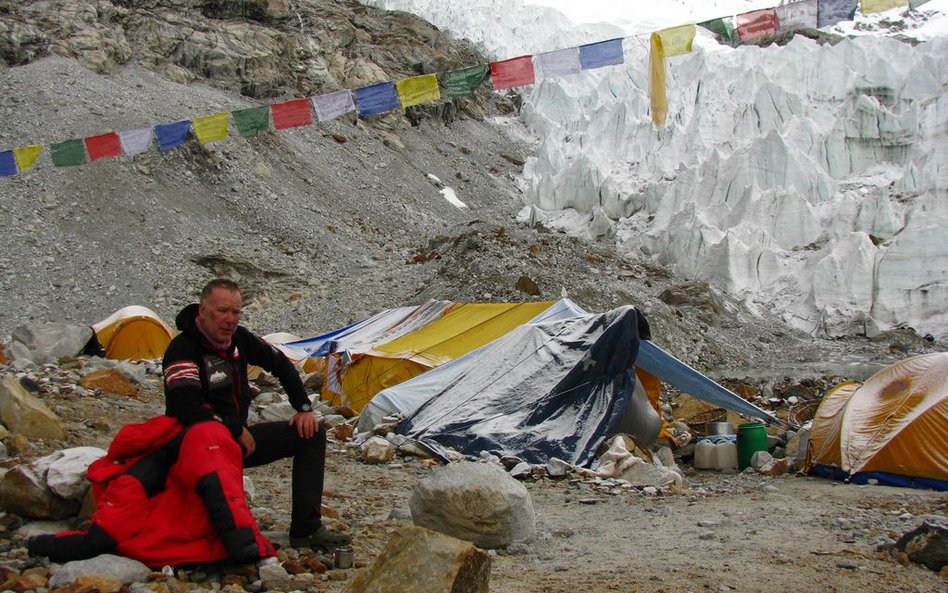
[0,0,941,378]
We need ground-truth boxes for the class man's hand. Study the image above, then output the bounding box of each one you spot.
[238,427,256,457]
[289,410,320,439]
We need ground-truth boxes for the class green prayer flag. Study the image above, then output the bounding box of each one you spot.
[50,139,87,167]
[443,65,489,98]
[699,17,738,43]
[231,106,271,137]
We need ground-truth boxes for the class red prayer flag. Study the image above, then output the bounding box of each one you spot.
[271,98,313,130]
[490,55,535,90]
[737,8,778,41]
[84,131,122,162]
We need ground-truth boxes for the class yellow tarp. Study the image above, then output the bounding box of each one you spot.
[192,112,230,144]
[395,74,441,109]
[324,302,554,411]
[808,353,948,482]
[861,0,908,14]
[93,306,175,360]
[654,24,695,57]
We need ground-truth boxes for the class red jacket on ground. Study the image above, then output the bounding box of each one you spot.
[28,415,276,568]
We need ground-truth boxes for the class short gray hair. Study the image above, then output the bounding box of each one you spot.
[200,278,241,303]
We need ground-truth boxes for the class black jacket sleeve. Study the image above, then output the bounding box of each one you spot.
[237,327,310,412]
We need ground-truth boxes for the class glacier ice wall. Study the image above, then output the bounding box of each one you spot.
[362,1,948,340]
[523,35,948,339]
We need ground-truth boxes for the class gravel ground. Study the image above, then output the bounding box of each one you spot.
[1,374,945,593]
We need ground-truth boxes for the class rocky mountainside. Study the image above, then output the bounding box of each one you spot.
[0,0,941,379]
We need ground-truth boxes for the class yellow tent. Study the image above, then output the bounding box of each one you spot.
[807,352,948,489]
[323,302,555,411]
[92,306,176,360]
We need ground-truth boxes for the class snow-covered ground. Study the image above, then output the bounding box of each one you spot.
[362,0,948,341]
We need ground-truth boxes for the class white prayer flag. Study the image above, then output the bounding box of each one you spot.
[776,0,819,31]
[311,90,355,122]
[118,127,153,156]
[533,47,581,81]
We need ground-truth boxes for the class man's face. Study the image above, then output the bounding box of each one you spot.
[199,287,242,343]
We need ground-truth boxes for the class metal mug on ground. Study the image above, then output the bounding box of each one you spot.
[334,546,354,569]
[708,422,734,436]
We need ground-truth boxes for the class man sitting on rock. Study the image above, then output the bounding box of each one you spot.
[28,278,349,567]
[161,277,351,555]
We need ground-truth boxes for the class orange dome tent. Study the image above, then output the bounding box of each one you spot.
[807,352,948,490]
[93,306,176,360]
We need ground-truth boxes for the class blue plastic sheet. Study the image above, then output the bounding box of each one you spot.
[361,299,588,431]
[810,464,947,491]
[398,306,647,466]
[636,340,779,424]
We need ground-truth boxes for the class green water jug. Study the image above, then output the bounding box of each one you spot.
[737,422,768,470]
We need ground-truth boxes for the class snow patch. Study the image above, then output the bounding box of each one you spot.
[441,187,468,208]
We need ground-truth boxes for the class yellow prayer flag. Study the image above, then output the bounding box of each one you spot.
[192,112,230,144]
[655,23,695,57]
[14,144,43,171]
[395,74,441,109]
[649,33,668,127]
[861,0,908,13]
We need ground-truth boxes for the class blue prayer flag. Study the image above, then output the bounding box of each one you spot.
[817,0,858,27]
[154,120,192,151]
[0,150,17,177]
[579,38,624,70]
[354,82,400,117]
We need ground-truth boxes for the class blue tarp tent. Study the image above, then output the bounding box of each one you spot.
[396,306,650,465]
[379,307,778,464]
[358,298,588,431]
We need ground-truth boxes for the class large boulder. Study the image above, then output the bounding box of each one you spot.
[896,520,948,572]
[410,461,535,548]
[0,464,78,519]
[43,447,107,501]
[0,376,65,440]
[351,525,491,593]
[11,321,93,364]
[48,555,152,587]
